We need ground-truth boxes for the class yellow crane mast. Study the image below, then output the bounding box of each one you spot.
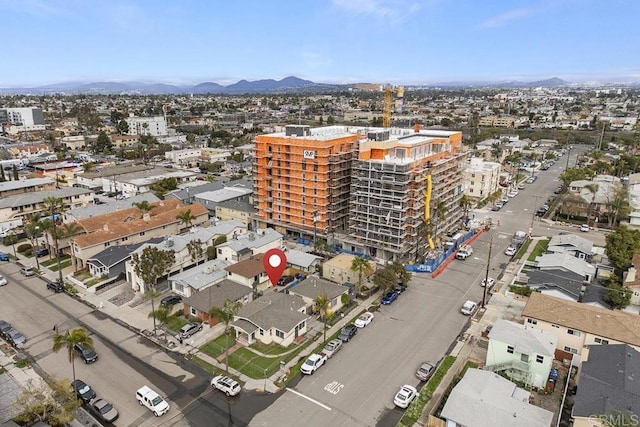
[382,84,404,128]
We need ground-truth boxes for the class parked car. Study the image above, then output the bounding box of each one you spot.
[526,176,537,184]
[0,275,7,286]
[461,300,478,316]
[20,266,34,276]
[277,275,295,286]
[354,312,374,328]
[300,353,327,375]
[47,281,64,293]
[394,283,407,294]
[393,384,418,408]
[0,320,12,339]
[74,343,98,364]
[504,245,517,257]
[89,398,119,423]
[321,339,343,359]
[580,224,590,232]
[517,183,526,190]
[160,295,182,307]
[34,248,49,258]
[381,290,399,305]
[71,379,96,404]
[211,375,241,396]
[6,329,26,347]
[507,190,518,198]
[416,362,436,382]
[338,324,358,343]
[0,252,9,261]
[554,186,564,194]
[177,322,203,339]
[500,196,509,204]
[480,278,495,289]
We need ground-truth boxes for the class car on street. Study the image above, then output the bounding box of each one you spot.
[460,300,478,316]
[381,290,399,305]
[507,190,518,198]
[416,362,436,382]
[277,275,295,286]
[35,248,49,257]
[504,245,517,256]
[300,353,327,375]
[455,245,473,260]
[47,281,64,293]
[74,343,98,364]
[526,176,537,184]
[0,320,12,339]
[580,224,590,232]
[554,186,564,194]
[136,385,170,417]
[0,252,8,261]
[0,275,7,286]
[6,329,26,347]
[71,379,96,403]
[160,294,182,307]
[394,283,407,294]
[394,384,418,408]
[211,375,241,396]
[177,322,203,339]
[500,196,509,204]
[20,266,34,276]
[517,183,526,190]
[480,278,495,289]
[321,339,343,358]
[354,312,374,328]
[338,324,358,342]
[89,398,119,423]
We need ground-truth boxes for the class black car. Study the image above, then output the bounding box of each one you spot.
[35,248,49,257]
[394,283,407,294]
[277,275,295,286]
[160,294,182,307]
[338,324,358,343]
[71,379,96,403]
[0,320,12,340]
[47,281,65,293]
[74,343,98,364]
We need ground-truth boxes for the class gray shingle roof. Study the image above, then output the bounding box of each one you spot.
[548,233,593,255]
[290,276,347,300]
[217,228,282,253]
[234,292,308,332]
[87,241,160,268]
[170,259,231,291]
[488,319,557,357]
[184,279,251,313]
[0,177,54,192]
[573,344,640,418]
[0,187,92,209]
[67,193,160,220]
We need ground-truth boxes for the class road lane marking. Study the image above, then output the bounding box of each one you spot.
[324,381,344,395]
[287,388,332,411]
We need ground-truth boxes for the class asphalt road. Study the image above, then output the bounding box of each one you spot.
[0,261,277,427]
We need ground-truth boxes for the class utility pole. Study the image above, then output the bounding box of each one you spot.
[530,195,542,234]
[482,233,493,309]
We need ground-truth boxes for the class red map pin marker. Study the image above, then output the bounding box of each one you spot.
[263,248,287,287]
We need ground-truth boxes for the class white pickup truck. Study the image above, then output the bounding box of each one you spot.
[136,386,170,417]
[456,245,473,260]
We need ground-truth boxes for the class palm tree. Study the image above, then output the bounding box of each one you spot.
[314,294,331,343]
[148,305,171,336]
[24,223,41,270]
[584,183,599,225]
[350,256,372,296]
[176,209,196,231]
[208,299,242,374]
[4,232,18,258]
[459,194,472,222]
[42,197,67,283]
[132,201,154,217]
[52,328,94,394]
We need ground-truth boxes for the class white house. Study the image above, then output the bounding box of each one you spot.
[216,228,283,263]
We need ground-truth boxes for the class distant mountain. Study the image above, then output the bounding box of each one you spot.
[425,77,570,88]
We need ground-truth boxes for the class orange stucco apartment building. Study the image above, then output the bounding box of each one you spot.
[254,125,467,263]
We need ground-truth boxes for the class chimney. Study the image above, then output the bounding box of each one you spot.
[143,213,150,222]
[103,224,109,231]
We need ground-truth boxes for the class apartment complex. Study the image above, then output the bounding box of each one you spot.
[465,157,502,203]
[345,128,466,262]
[125,115,167,136]
[254,125,358,239]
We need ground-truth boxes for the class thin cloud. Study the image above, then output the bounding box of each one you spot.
[332,0,423,19]
[301,51,333,70]
[478,8,533,29]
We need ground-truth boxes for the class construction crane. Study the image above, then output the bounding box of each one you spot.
[382,84,404,128]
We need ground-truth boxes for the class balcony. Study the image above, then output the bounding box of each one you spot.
[483,359,530,374]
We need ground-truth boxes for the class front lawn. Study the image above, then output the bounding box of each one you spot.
[250,341,290,356]
[200,334,236,359]
[165,314,189,334]
[527,238,550,262]
[231,338,315,379]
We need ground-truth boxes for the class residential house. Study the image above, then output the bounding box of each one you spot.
[572,344,640,427]
[622,250,640,309]
[124,220,246,293]
[0,177,55,198]
[86,241,160,279]
[568,176,622,223]
[71,199,209,270]
[231,291,309,346]
[439,368,553,427]
[485,319,557,389]
[169,259,231,298]
[214,200,254,228]
[65,193,160,222]
[626,173,640,229]
[464,157,502,203]
[224,254,269,294]
[322,253,373,286]
[182,279,252,324]
[533,252,596,282]
[546,233,593,261]
[288,276,350,314]
[115,167,198,197]
[216,228,283,263]
[110,134,140,149]
[0,187,94,222]
[166,178,253,205]
[522,293,640,366]
[75,164,149,190]
[284,249,321,274]
[194,187,252,215]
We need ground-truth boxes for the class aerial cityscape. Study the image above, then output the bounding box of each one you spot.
[1,1,640,427]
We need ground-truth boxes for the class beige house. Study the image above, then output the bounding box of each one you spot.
[288,276,350,314]
[215,200,254,228]
[464,158,502,203]
[0,187,94,222]
[522,293,640,367]
[322,253,373,285]
[224,254,270,292]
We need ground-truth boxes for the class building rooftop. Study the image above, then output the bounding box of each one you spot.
[195,187,252,203]
[285,249,321,269]
[66,193,160,221]
[291,276,347,300]
[225,254,265,278]
[0,187,92,209]
[171,259,232,291]
[184,279,251,313]
[0,177,54,192]
[218,228,283,253]
[234,291,308,332]
[489,319,557,357]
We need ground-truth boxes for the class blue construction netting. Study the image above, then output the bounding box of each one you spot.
[406,229,479,273]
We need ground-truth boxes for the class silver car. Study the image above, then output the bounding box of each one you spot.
[6,329,26,347]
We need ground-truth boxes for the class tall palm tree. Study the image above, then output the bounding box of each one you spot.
[52,328,94,394]
[584,183,599,225]
[42,197,67,284]
[176,209,196,230]
[314,294,331,343]
[148,305,171,337]
[208,299,242,374]
[24,223,41,270]
[459,194,472,222]
[350,256,372,296]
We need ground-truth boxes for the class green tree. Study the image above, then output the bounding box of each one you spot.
[132,200,155,217]
[431,199,449,244]
[176,209,196,230]
[117,120,129,134]
[82,162,96,173]
[390,261,411,285]
[584,183,599,225]
[602,278,632,310]
[4,231,18,258]
[606,184,630,227]
[52,328,94,396]
[42,197,67,283]
[605,226,640,273]
[148,305,171,332]
[459,194,473,220]
[350,256,372,296]
[372,266,397,293]
[208,299,242,373]
[186,239,204,264]
[150,177,178,197]
[12,164,18,180]
[13,377,79,426]
[24,223,41,270]
[313,294,331,343]
[131,247,176,332]
[94,131,112,153]
[559,167,588,188]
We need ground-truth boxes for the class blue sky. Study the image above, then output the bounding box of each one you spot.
[1,0,639,86]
